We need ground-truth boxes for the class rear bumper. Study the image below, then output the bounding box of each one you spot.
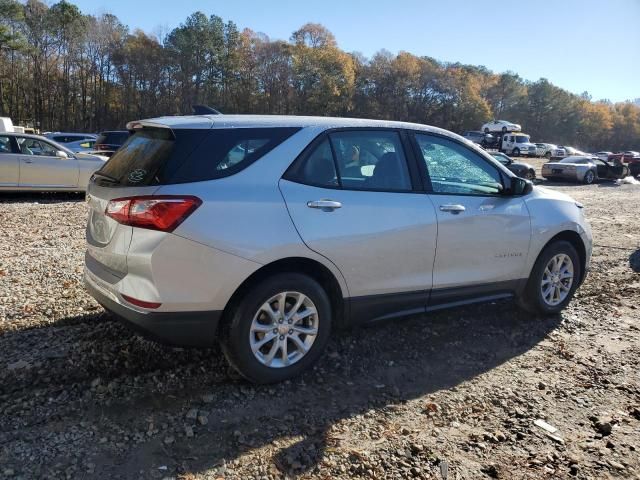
[85,278,221,348]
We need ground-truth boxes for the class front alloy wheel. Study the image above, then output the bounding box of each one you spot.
[540,254,574,306]
[249,292,318,368]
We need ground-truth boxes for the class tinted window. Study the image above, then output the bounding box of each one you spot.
[0,135,13,154]
[415,134,503,195]
[285,138,338,188]
[96,127,299,187]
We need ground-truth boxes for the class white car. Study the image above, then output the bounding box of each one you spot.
[535,143,557,158]
[482,120,522,134]
[594,151,613,161]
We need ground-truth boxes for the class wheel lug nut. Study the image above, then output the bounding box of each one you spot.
[278,319,283,324]
[287,319,292,324]
[273,328,278,333]
[288,329,293,334]
[279,335,285,340]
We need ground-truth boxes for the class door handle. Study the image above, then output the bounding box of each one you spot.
[23,160,33,164]
[307,200,342,211]
[439,204,465,214]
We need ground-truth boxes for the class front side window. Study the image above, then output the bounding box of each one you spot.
[414,133,503,195]
[17,138,58,157]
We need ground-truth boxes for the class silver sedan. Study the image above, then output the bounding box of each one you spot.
[542,156,629,184]
[0,133,106,192]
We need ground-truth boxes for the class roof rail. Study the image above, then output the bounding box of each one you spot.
[192,105,222,115]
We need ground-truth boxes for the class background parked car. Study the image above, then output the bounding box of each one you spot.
[0,132,105,191]
[542,155,629,184]
[462,130,495,147]
[594,151,613,161]
[481,120,521,133]
[65,138,96,153]
[535,143,556,158]
[94,130,129,152]
[609,151,640,176]
[44,132,97,144]
[490,151,536,179]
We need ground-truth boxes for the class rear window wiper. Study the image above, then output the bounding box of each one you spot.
[91,171,120,185]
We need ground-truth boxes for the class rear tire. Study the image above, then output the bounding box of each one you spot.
[513,148,520,156]
[518,240,581,315]
[583,170,595,184]
[545,151,552,159]
[220,273,332,383]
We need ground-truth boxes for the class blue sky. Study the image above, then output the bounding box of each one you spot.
[71,0,640,102]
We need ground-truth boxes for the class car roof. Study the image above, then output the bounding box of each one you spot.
[45,132,96,136]
[126,114,457,137]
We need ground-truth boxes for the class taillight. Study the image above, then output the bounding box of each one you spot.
[105,195,201,232]
[121,294,161,309]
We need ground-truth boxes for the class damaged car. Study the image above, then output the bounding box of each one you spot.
[542,156,629,184]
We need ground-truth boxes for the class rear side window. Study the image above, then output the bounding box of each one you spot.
[0,135,14,154]
[96,127,300,187]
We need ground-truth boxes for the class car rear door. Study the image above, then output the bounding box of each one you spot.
[16,137,79,188]
[280,129,438,323]
[410,132,531,306]
[0,134,19,187]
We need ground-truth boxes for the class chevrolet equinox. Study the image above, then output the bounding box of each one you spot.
[84,115,592,383]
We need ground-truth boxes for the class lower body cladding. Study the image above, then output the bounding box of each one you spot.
[86,252,530,348]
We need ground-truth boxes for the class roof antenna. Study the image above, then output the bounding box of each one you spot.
[192,105,222,115]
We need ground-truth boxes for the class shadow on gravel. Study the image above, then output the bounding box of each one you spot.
[0,191,85,203]
[1,302,561,478]
[630,249,640,272]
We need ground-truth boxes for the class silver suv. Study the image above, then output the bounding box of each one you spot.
[84,115,592,383]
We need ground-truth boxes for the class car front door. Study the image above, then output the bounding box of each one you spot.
[0,135,19,187]
[411,132,532,306]
[16,137,79,188]
[279,129,438,324]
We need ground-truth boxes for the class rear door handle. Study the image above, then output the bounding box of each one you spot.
[307,200,342,211]
[439,204,465,214]
[23,160,33,164]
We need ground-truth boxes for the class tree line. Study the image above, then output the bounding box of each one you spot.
[1,0,638,151]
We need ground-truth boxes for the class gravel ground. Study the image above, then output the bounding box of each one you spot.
[1,169,639,479]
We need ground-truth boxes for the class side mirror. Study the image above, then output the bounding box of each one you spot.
[56,150,69,159]
[507,176,533,195]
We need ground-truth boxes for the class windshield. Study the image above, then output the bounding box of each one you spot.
[515,136,530,143]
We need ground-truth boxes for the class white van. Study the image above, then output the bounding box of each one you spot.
[0,117,14,133]
[501,133,538,157]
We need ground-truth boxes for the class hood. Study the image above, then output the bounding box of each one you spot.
[530,185,577,204]
[76,152,108,161]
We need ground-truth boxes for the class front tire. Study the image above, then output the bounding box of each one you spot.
[519,240,581,315]
[220,273,332,383]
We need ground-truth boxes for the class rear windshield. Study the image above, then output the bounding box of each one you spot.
[96,131,129,146]
[95,127,300,187]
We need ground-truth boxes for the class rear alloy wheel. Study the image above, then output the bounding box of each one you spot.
[221,273,332,383]
[518,240,581,315]
[513,148,520,156]
[583,170,595,184]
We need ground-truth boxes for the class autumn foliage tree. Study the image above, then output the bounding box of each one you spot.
[0,0,638,151]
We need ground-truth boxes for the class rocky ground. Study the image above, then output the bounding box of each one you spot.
[1,166,639,479]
